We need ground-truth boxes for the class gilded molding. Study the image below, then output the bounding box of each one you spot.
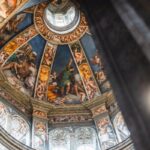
[34,2,88,45]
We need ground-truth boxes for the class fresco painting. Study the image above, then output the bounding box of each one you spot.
[0,6,112,105]
[0,25,37,66]
[0,100,30,145]
[80,34,111,93]
[47,45,87,105]
[0,101,8,129]
[2,35,46,96]
[0,12,33,48]
[48,127,100,150]
[49,128,70,150]
[35,43,57,100]
[10,115,29,143]
[75,127,97,150]
[0,0,21,23]
[70,42,100,100]
[113,112,130,142]
[33,120,47,150]
[97,117,117,149]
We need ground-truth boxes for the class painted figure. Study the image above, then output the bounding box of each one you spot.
[90,53,102,74]
[47,59,86,104]
[36,80,47,100]
[57,59,74,96]
[2,44,37,95]
[34,122,47,149]
[0,0,18,22]
[73,73,86,102]
[43,47,55,66]
[96,70,106,84]
[0,13,26,46]
[74,48,84,65]
[98,118,117,149]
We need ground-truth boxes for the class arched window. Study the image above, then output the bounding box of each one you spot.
[49,128,71,150]
[113,112,130,142]
[75,127,99,150]
[0,101,30,146]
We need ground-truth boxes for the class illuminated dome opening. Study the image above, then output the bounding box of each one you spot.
[44,1,80,34]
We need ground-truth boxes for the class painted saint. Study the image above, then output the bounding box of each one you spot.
[47,45,87,104]
[2,44,37,96]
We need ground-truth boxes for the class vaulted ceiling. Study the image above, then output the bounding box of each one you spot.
[0,0,111,110]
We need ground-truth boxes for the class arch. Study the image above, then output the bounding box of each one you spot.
[0,100,30,146]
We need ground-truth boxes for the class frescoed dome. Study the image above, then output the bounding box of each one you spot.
[0,1,133,150]
[0,0,111,106]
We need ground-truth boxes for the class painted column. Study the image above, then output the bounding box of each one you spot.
[32,107,49,150]
[92,104,118,150]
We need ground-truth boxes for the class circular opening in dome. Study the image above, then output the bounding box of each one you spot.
[43,2,80,34]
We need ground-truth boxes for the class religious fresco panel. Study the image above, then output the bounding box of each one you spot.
[32,119,48,150]
[0,25,38,66]
[9,115,30,145]
[80,34,111,93]
[69,41,101,100]
[96,117,118,149]
[49,128,71,150]
[75,127,98,150]
[0,101,8,130]
[0,0,23,23]
[113,112,130,142]
[47,45,87,105]
[2,35,46,96]
[0,12,33,48]
[0,100,30,146]
[48,127,100,150]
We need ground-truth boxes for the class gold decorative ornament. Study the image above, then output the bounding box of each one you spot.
[34,2,88,45]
